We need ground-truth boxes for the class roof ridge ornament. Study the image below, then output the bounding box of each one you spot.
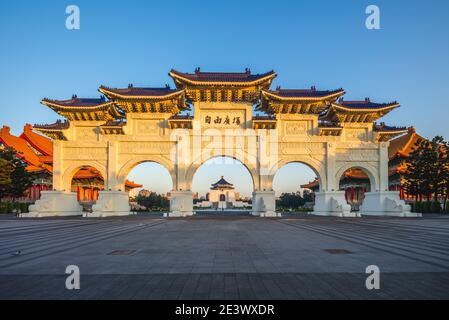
[195,67,200,74]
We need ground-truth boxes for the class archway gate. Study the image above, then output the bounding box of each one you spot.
[27,68,416,217]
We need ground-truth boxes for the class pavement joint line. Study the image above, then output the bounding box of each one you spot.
[0,220,168,269]
[279,220,449,265]
[0,220,134,250]
[335,218,449,232]
[0,220,118,240]
[306,221,449,254]
[0,218,148,245]
[0,221,157,257]
[288,219,449,253]
[275,220,449,271]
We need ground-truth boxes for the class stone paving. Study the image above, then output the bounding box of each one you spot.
[0,214,448,299]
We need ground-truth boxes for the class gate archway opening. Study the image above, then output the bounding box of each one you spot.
[338,167,373,212]
[126,161,173,212]
[191,156,254,212]
[69,166,104,209]
[272,162,319,213]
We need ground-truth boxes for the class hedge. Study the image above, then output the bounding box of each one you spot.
[0,201,30,214]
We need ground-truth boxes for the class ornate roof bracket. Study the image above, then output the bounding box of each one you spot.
[41,96,121,121]
[252,115,277,129]
[373,122,408,142]
[169,69,276,103]
[99,86,187,114]
[168,115,193,129]
[319,101,400,123]
[33,120,70,140]
[260,88,345,114]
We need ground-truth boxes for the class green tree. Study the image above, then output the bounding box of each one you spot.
[440,138,449,210]
[136,192,169,211]
[277,192,306,209]
[0,158,13,199]
[403,139,426,201]
[430,136,447,201]
[0,147,34,199]
[403,136,447,202]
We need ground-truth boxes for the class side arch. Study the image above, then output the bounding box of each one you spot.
[335,163,379,192]
[116,155,176,191]
[267,156,326,192]
[61,161,107,192]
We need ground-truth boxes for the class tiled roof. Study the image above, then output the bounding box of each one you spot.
[337,98,399,109]
[265,87,344,98]
[100,119,126,127]
[374,122,407,132]
[342,168,370,180]
[125,180,143,188]
[319,98,400,123]
[318,121,342,128]
[0,126,52,172]
[301,178,320,189]
[211,176,234,189]
[169,115,194,120]
[1,124,142,189]
[38,155,53,163]
[71,166,105,180]
[253,115,276,121]
[99,85,183,97]
[33,120,70,131]
[388,127,425,159]
[42,95,109,107]
[21,124,53,156]
[41,95,122,121]
[170,68,276,83]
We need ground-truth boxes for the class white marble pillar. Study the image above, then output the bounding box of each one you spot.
[252,190,279,217]
[360,191,419,217]
[168,190,194,217]
[23,191,82,217]
[313,191,358,217]
[86,190,131,217]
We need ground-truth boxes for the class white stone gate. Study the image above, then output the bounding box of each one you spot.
[27,68,415,217]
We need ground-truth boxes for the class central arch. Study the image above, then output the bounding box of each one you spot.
[189,155,255,211]
[185,152,258,192]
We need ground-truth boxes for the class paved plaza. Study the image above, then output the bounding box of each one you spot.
[0,214,449,299]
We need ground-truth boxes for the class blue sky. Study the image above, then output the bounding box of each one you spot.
[1,0,448,197]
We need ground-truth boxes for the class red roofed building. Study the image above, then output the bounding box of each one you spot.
[0,124,141,203]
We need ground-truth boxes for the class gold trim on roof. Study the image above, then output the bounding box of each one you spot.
[99,87,186,100]
[169,71,277,87]
[261,89,345,101]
